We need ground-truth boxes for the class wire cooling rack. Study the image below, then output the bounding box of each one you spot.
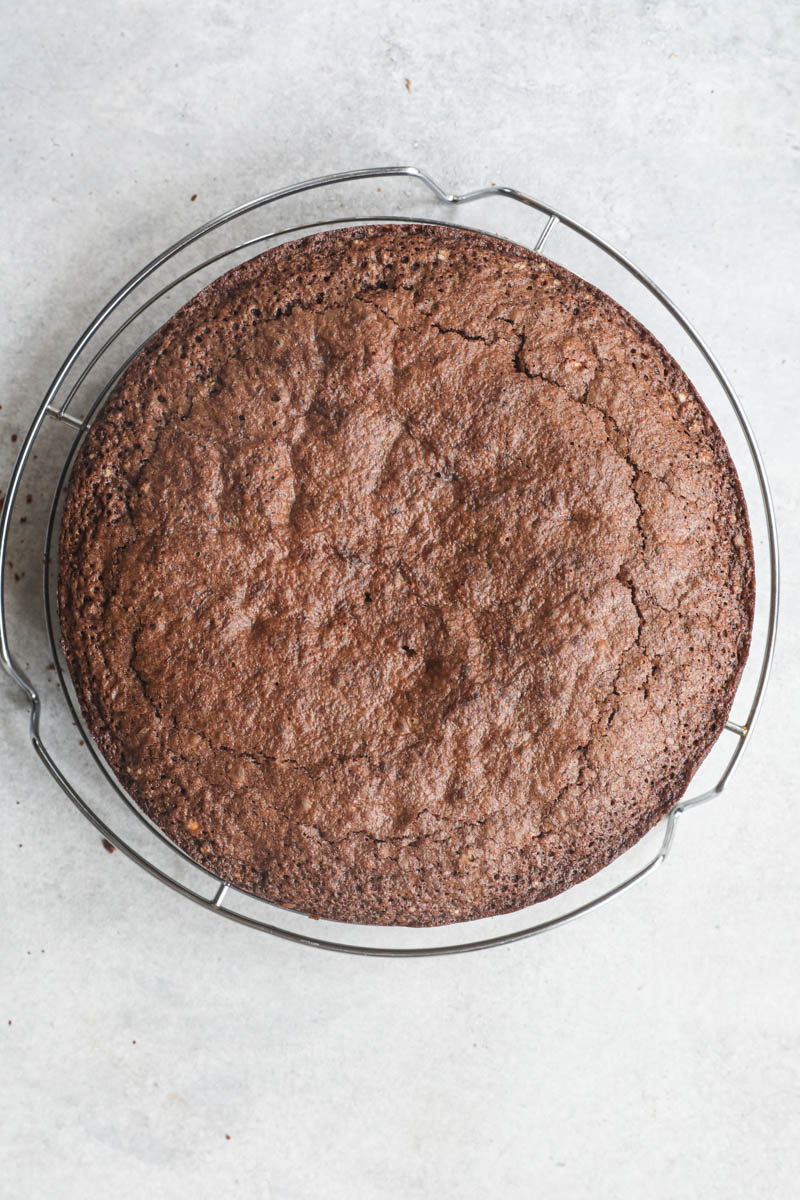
[0,166,779,956]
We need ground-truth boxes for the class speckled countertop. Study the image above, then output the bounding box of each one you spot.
[2,3,798,1197]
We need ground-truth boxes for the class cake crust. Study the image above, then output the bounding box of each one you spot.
[58,224,754,925]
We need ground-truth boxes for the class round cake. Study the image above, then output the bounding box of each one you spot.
[58,224,754,925]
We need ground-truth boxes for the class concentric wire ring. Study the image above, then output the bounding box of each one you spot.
[0,167,779,954]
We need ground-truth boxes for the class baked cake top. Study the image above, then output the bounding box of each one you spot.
[58,224,754,925]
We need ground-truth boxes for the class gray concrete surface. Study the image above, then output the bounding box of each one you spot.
[2,2,798,1197]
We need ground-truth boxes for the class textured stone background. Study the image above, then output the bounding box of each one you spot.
[2,2,798,1197]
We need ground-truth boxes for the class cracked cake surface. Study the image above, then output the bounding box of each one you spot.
[58,224,754,925]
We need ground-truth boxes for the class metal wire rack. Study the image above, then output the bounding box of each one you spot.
[0,166,779,956]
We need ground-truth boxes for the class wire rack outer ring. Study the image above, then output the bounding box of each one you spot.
[0,166,780,956]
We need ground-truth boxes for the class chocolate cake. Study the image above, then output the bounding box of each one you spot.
[58,224,754,925]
